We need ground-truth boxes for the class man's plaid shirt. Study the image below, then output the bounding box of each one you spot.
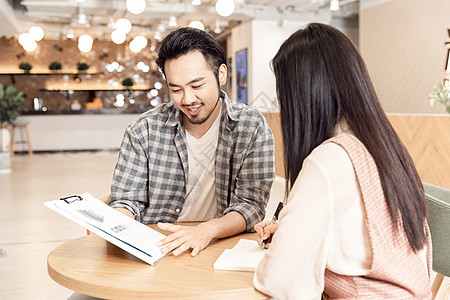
[109,93,275,231]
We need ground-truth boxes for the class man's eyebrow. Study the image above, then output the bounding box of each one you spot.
[168,77,205,87]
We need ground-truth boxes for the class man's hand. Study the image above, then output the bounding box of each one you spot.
[157,222,215,257]
[157,211,247,257]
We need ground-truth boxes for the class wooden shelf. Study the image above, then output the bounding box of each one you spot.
[39,88,151,92]
[0,72,103,76]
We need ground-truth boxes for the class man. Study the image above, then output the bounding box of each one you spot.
[109,27,275,257]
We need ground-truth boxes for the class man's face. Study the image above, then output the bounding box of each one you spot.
[164,51,227,128]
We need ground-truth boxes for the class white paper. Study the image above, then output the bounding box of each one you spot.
[213,239,266,272]
[44,192,166,265]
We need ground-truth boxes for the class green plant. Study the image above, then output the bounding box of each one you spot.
[428,82,450,114]
[77,62,89,71]
[48,61,62,71]
[122,77,134,87]
[18,62,32,72]
[0,84,27,125]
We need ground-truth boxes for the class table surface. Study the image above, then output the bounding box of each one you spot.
[47,224,268,299]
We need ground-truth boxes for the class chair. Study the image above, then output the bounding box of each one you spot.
[265,176,286,220]
[10,121,32,156]
[423,182,450,300]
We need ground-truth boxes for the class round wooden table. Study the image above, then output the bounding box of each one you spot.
[47,224,268,299]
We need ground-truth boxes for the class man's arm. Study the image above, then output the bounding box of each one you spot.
[157,211,246,257]
[109,125,149,221]
[114,207,135,219]
[221,113,275,231]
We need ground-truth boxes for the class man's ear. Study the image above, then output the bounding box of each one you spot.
[218,64,227,86]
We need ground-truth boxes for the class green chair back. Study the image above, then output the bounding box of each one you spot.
[423,182,450,277]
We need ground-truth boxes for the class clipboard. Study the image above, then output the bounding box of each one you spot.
[44,192,166,265]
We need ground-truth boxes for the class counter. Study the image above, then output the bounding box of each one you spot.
[14,113,143,151]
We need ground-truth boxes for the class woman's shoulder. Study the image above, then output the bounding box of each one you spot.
[309,138,351,165]
[305,135,357,181]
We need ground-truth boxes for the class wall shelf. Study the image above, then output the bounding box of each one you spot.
[39,88,151,92]
[0,72,103,76]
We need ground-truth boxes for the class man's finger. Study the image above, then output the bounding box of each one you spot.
[158,230,184,247]
[157,222,181,232]
[161,237,185,254]
[173,242,191,256]
[191,246,201,257]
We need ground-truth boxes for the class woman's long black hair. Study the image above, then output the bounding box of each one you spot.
[273,23,427,251]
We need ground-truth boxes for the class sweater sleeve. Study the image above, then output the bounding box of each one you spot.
[253,154,334,300]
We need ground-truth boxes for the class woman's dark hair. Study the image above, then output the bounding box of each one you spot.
[156,27,226,79]
[273,23,427,252]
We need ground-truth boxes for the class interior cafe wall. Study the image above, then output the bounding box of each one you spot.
[0,36,168,111]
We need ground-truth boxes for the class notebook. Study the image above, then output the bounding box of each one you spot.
[213,239,267,272]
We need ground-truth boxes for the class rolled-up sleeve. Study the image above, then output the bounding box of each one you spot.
[109,125,149,222]
[253,156,333,299]
[224,118,275,231]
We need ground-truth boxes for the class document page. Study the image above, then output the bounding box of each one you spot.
[44,192,166,265]
[213,239,266,272]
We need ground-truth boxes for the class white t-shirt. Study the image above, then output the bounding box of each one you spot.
[253,134,428,300]
[177,106,222,222]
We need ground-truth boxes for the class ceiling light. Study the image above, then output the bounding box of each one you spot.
[133,35,148,49]
[22,39,37,52]
[78,13,87,24]
[137,62,146,70]
[150,89,158,97]
[78,34,93,45]
[78,42,92,52]
[126,0,146,15]
[188,20,205,31]
[157,24,166,33]
[154,31,161,41]
[129,39,142,53]
[154,81,163,90]
[111,30,127,44]
[216,0,235,17]
[67,29,75,39]
[18,32,32,46]
[214,19,222,34]
[169,16,177,27]
[192,0,201,5]
[330,0,339,11]
[115,18,132,34]
[78,34,93,52]
[28,26,44,41]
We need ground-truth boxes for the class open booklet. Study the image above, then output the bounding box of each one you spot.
[213,239,267,272]
[44,192,166,265]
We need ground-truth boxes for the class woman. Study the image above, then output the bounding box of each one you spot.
[254,23,431,299]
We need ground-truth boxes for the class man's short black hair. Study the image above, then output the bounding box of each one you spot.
[156,27,226,77]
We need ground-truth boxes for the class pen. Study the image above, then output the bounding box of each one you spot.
[261,201,283,249]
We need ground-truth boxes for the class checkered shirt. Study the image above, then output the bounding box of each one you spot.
[109,93,275,231]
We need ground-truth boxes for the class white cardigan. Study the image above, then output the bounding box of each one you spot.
[253,134,427,300]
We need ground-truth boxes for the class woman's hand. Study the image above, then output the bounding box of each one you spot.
[254,220,279,249]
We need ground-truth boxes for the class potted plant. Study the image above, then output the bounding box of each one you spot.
[0,83,27,173]
[122,77,134,89]
[428,81,450,114]
[49,61,62,73]
[77,62,90,74]
[19,62,32,74]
